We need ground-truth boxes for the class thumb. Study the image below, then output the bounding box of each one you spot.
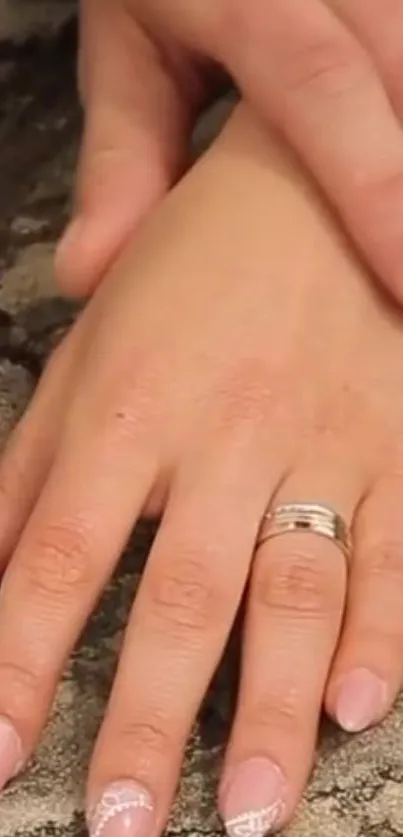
[56,0,194,298]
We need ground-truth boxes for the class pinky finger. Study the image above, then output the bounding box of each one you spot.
[326,474,403,732]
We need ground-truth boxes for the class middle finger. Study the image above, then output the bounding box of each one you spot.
[87,434,287,837]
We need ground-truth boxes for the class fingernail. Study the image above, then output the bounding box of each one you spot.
[88,781,155,837]
[335,668,388,733]
[220,757,286,837]
[0,716,22,790]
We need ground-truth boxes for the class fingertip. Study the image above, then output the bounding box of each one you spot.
[55,202,138,299]
[55,218,101,299]
[325,668,389,734]
[55,154,174,299]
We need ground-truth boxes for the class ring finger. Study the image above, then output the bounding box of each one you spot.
[220,459,365,834]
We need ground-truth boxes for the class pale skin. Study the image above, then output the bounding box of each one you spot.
[2,103,403,837]
[57,0,403,302]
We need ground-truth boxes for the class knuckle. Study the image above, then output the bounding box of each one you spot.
[364,538,403,581]
[0,660,44,718]
[256,548,341,620]
[146,555,226,635]
[244,686,303,738]
[112,718,175,761]
[24,520,94,598]
[214,357,293,433]
[315,384,366,440]
[281,34,369,99]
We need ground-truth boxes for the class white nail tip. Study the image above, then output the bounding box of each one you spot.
[89,784,154,837]
[225,801,285,837]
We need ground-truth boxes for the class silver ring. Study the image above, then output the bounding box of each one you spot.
[257,503,352,561]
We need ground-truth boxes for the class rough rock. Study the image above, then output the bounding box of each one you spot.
[0,1,74,41]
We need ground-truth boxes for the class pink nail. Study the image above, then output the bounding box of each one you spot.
[220,757,286,837]
[88,781,155,837]
[335,668,388,733]
[0,716,22,790]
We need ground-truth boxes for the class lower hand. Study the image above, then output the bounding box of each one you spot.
[3,105,403,834]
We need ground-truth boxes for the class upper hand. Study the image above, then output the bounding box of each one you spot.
[57,0,403,303]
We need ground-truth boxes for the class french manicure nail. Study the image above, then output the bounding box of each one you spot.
[88,781,155,837]
[0,716,22,790]
[335,668,388,733]
[220,757,286,837]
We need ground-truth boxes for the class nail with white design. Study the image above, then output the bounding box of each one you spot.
[220,757,286,837]
[88,781,155,837]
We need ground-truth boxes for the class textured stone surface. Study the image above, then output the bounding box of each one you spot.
[0,1,74,41]
[0,19,403,837]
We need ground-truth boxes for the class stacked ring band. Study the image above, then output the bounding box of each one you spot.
[257,503,352,561]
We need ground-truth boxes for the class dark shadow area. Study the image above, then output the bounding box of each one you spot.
[0,20,80,274]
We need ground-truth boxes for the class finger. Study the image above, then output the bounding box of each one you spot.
[55,0,197,299]
[220,461,362,833]
[86,435,285,837]
[0,319,86,571]
[329,0,403,111]
[326,472,403,732]
[223,0,403,302]
[0,386,157,787]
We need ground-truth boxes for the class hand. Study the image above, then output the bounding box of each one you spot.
[56,0,403,303]
[3,105,403,834]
